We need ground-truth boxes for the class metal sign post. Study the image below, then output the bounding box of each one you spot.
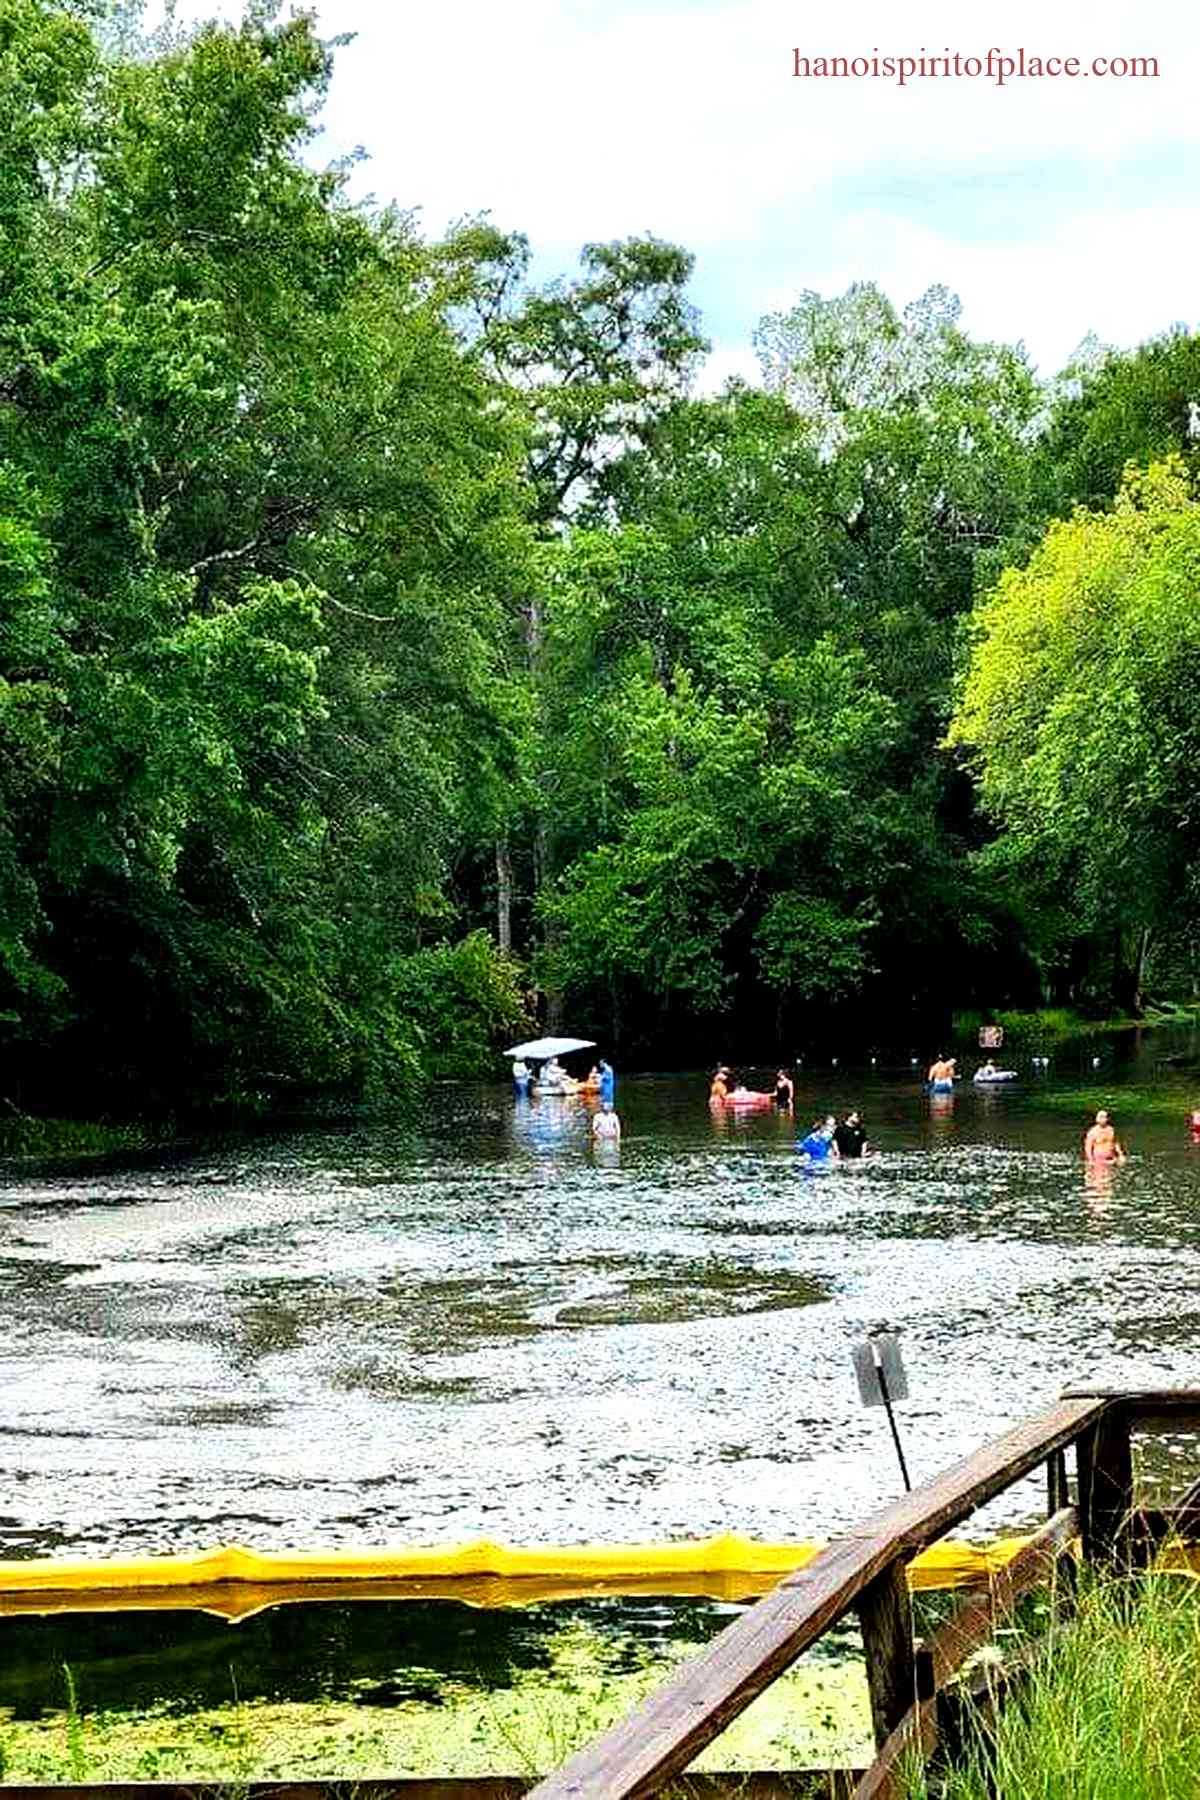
[852,1331,912,1492]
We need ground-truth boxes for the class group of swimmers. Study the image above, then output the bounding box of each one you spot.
[797,1111,869,1161]
[708,1066,797,1108]
[702,1057,1199,1173]
[515,1057,615,1099]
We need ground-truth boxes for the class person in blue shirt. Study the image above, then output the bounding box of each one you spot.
[598,1058,615,1103]
[798,1116,839,1161]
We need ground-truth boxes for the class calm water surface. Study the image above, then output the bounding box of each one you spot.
[3,1058,1200,1560]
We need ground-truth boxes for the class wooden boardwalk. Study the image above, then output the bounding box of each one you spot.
[5,1388,1200,1799]
[527,1388,1200,1799]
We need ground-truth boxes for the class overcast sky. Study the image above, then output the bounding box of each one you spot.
[166,0,1199,383]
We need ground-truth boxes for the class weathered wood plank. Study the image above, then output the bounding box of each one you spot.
[849,1697,937,1800]
[0,1782,866,1800]
[1046,1447,1069,1514]
[920,1506,1077,1686]
[857,1562,915,1749]
[1078,1406,1134,1570]
[527,1396,1104,1800]
[1064,1390,1200,1440]
[847,1508,1077,1800]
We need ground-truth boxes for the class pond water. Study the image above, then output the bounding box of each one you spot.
[2,1037,1200,1564]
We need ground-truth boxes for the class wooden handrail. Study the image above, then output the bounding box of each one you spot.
[1061,1388,1200,1406]
[527,1395,1107,1800]
[0,1785,862,1800]
[850,1505,1079,1800]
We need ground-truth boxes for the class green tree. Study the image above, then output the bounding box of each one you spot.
[0,1,535,1106]
[1038,329,1200,515]
[949,458,1200,1011]
[444,228,709,526]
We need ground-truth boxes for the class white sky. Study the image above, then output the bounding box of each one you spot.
[163,0,1200,381]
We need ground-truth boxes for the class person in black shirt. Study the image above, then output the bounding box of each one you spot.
[833,1111,868,1159]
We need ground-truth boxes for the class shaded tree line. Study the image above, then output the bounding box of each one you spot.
[2,1,1198,1107]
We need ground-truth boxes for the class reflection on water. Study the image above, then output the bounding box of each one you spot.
[1,1062,1200,1558]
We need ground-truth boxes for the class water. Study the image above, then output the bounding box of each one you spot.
[2,1055,1200,1563]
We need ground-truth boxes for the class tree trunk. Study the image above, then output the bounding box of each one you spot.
[495,837,513,956]
[1132,925,1151,1015]
[1112,926,1150,1017]
[527,586,564,1029]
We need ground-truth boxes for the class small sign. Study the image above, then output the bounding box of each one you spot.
[853,1334,909,1408]
[979,1024,1004,1049]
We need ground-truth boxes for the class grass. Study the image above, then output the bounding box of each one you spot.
[0,1110,165,1158]
[1032,1083,1197,1123]
[905,1567,1200,1799]
[951,1008,1139,1048]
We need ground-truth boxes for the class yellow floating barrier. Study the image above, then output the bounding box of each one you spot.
[0,1533,1036,1619]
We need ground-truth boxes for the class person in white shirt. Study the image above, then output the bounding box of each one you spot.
[591,1103,621,1142]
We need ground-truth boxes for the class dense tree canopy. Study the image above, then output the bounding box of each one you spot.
[949,460,1200,1012]
[0,0,536,1105]
[1,0,1197,1112]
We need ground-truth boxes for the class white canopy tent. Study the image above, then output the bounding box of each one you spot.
[505,1036,595,1061]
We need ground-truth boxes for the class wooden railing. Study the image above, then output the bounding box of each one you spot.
[527,1388,1200,1800]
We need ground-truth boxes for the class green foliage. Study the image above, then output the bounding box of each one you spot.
[4,1,1199,1096]
[456,230,709,524]
[0,1110,160,1155]
[950,458,1200,1006]
[0,0,537,1106]
[1039,328,1200,514]
[532,325,1045,1043]
[907,1570,1200,1800]
[951,1007,1111,1045]
[389,932,532,1080]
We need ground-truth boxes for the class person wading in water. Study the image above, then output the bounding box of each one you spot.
[1084,1109,1126,1164]
[833,1111,868,1159]
[591,1102,621,1143]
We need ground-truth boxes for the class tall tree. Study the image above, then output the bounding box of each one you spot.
[1037,328,1200,515]
[949,458,1200,1011]
[0,1,534,1105]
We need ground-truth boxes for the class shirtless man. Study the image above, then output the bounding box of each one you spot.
[1083,1109,1126,1164]
[927,1054,957,1092]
